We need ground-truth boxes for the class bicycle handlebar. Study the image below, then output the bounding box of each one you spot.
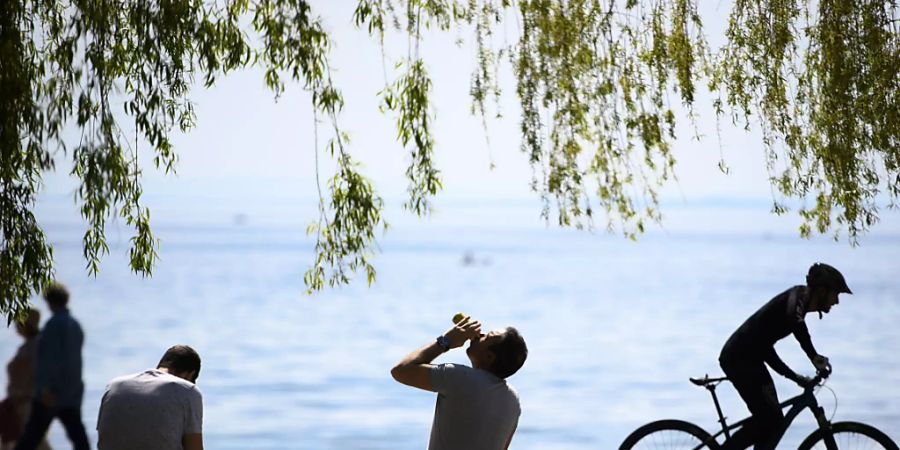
[690,366,831,391]
[806,367,831,390]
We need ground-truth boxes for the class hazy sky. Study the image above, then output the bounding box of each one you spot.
[149,1,771,198]
[35,2,900,234]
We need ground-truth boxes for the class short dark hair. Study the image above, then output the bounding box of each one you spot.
[157,345,201,378]
[488,327,528,379]
[18,308,41,337]
[43,282,69,308]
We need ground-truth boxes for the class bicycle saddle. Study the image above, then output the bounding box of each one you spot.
[689,375,728,386]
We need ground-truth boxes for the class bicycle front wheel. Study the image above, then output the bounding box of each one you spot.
[798,421,900,450]
[618,419,721,450]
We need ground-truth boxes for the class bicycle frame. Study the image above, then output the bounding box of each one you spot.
[698,381,831,449]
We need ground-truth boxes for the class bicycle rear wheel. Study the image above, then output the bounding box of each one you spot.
[618,419,721,450]
[798,421,899,450]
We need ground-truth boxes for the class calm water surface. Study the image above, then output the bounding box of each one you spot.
[3,222,899,449]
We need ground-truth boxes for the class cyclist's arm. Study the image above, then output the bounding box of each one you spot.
[793,321,819,360]
[763,347,800,381]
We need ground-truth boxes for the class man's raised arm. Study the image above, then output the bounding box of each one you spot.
[391,317,481,391]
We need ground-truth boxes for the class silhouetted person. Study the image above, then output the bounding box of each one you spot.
[719,263,851,450]
[392,316,527,450]
[1,310,51,450]
[97,345,203,450]
[15,283,89,450]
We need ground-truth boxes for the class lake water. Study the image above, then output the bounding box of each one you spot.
[3,211,900,449]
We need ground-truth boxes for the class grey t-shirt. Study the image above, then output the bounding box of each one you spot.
[429,363,521,450]
[97,369,203,450]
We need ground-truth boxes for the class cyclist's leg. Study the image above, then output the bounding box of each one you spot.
[720,421,757,450]
[721,362,783,450]
[749,373,782,450]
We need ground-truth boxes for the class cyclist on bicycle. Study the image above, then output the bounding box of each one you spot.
[718,263,851,450]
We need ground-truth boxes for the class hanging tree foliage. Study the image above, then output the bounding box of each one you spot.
[2,0,898,321]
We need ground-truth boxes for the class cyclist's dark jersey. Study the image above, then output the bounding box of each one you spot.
[719,285,817,379]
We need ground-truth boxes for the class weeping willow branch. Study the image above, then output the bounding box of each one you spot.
[3,0,899,321]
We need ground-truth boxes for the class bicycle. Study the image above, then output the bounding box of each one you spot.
[618,369,899,450]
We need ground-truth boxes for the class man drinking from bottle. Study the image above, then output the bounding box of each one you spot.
[391,315,527,450]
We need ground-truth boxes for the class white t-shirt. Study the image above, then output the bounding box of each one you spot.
[429,363,521,450]
[97,369,203,450]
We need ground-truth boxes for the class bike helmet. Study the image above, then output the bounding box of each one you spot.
[806,263,852,294]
